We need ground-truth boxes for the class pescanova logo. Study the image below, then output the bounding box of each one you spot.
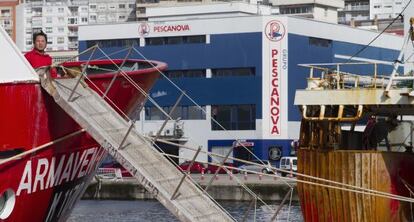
[265,20,285,42]
[138,23,150,36]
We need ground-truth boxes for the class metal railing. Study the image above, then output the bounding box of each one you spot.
[299,62,395,90]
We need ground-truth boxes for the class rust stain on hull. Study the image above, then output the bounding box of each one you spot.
[298,149,414,222]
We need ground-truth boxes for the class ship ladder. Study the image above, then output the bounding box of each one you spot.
[37,68,234,222]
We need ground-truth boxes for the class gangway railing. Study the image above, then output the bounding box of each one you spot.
[38,47,236,222]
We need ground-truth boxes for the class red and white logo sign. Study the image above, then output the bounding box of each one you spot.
[138,23,150,36]
[265,20,285,42]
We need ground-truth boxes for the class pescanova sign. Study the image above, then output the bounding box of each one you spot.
[139,23,191,36]
[262,18,288,139]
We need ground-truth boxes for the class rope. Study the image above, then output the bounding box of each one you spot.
[345,0,413,63]
[129,46,293,188]
[51,44,414,212]
[160,152,414,203]
[88,46,284,212]
[149,140,237,221]
[57,49,238,220]
[287,187,294,222]
[148,136,414,203]
[0,129,85,166]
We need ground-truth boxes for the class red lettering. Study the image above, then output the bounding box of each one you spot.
[272,78,279,87]
[270,47,281,135]
[153,25,190,33]
[270,107,279,116]
[272,68,278,77]
[272,49,278,57]
[271,116,279,125]
[271,96,279,106]
[271,126,279,134]
[271,88,279,97]
[272,59,278,68]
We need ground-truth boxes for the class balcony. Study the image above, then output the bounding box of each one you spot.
[1,24,12,30]
[32,21,42,28]
[0,14,11,18]
[68,42,78,49]
[68,17,78,26]
[342,5,369,11]
[68,31,78,37]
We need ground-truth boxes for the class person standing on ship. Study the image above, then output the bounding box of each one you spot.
[24,30,58,78]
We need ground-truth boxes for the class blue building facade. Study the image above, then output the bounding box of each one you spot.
[78,16,402,165]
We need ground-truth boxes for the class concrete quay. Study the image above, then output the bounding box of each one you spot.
[83,174,298,201]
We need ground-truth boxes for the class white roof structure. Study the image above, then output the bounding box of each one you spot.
[0,26,38,83]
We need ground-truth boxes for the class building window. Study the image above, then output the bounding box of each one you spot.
[58,27,64,33]
[145,35,206,46]
[163,69,206,78]
[32,28,42,33]
[137,7,146,14]
[90,5,97,9]
[167,36,183,44]
[58,17,64,23]
[309,37,332,48]
[81,7,88,12]
[58,8,64,13]
[211,105,256,130]
[26,40,32,45]
[57,37,65,44]
[68,18,77,25]
[119,15,126,20]
[86,38,140,48]
[186,35,206,43]
[90,15,97,22]
[212,67,255,77]
[81,17,88,23]
[45,27,53,33]
[1,9,10,16]
[119,4,126,9]
[145,106,206,120]
[46,8,52,13]
[280,6,313,14]
[137,0,160,3]
[129,4,135,9]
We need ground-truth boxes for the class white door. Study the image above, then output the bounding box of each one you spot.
[211,146,233,163]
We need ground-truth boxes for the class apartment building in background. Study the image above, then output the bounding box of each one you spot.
[136,0,344,24]
[15,0,135,53]
[0,0,18,41]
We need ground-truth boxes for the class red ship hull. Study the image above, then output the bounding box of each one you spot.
[0,59,166,221]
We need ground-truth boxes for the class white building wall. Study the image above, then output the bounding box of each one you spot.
[15,4,24,50]
[145,2,275,20]
[275,0,344,8]
[370,0,404,19]
[313,5,340,23]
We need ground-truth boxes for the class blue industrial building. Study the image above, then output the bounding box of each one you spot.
[78,15,402,165]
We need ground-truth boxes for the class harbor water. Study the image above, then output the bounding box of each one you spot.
[68,200,304,221]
